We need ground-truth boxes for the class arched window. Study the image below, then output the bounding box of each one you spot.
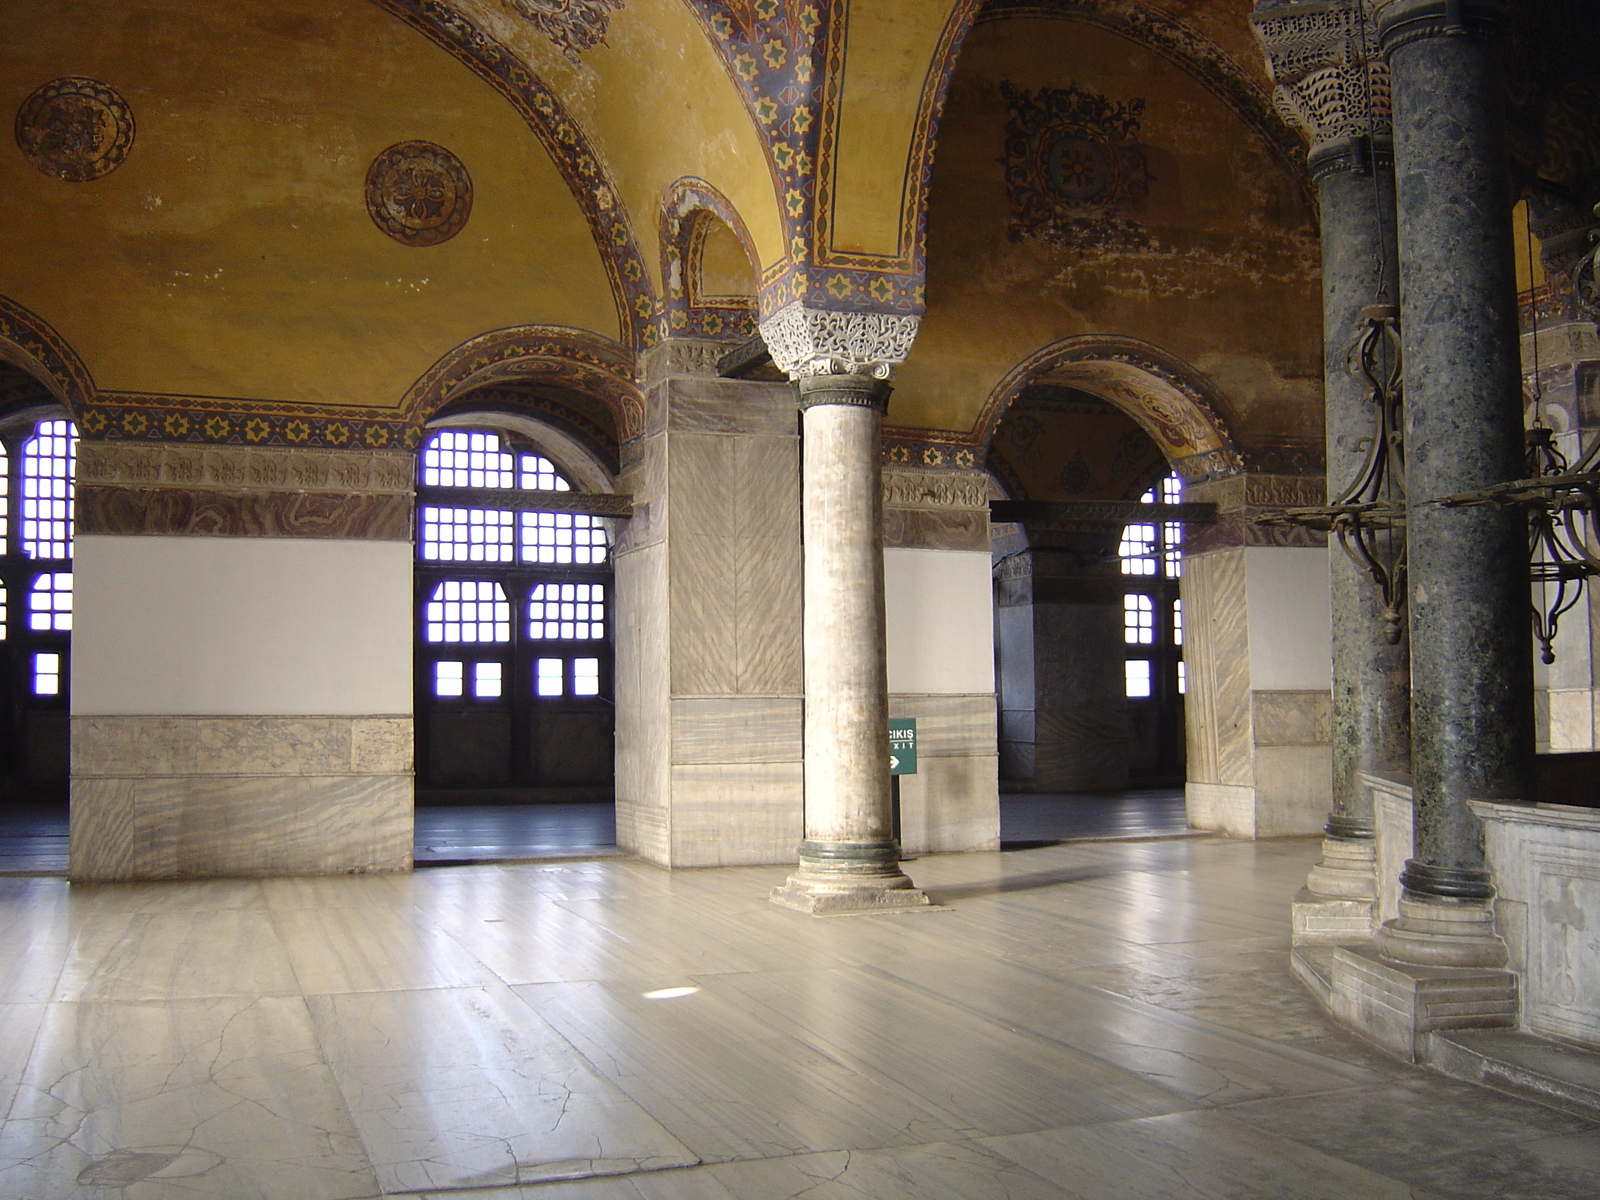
[1,416,78,797]
[413,426,614,799]
[1119,471,1185,781]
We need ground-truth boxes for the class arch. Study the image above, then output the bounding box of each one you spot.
[979,336,1245,483]
[401,325,644,442]
[659,179,761,343]
[0,294,93,417]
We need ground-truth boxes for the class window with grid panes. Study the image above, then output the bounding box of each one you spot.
[1,414,78,797]
[1118,471,1186,780]
[413,426,615,796]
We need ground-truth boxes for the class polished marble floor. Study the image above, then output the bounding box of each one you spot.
[0,791,1191,874]
[1,837,1595,1198]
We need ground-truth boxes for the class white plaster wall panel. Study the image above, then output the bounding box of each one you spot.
[73,535,410,716]
[1243,545,1332,691]
[884,548,994,694]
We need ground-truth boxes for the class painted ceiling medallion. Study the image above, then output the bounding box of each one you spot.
[1002,83,1152,254]
[510,0,624,64]
[14,76,135,182]
[365,140,473,247]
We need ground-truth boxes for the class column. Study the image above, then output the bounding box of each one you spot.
[1253,0,1409,943]
[761,304,929,913]
[1371,0,1531,968]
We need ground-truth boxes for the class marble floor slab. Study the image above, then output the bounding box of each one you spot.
[0,835,1594,1198]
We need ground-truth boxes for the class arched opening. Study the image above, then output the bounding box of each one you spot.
[985,343,1238,839]
[411,406,620,861]
[0,362,77,867]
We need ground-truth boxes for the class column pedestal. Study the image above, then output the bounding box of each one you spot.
[771,375,928,915]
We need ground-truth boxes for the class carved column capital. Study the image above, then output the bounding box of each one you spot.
[757,303,919,381]
[1251,0,1392,178]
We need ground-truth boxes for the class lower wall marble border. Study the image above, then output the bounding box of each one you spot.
[70,773,413,881]
[69,714,414,880]
[72,716,413,777]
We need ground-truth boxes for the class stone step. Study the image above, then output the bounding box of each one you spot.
[1430,1028,1600,1118]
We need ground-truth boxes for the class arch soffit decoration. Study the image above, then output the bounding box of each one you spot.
[0,293,92,417]
[659,178,761,344]
[374,0,660,352]
[979,335,1246,484]
[404,325,644,444]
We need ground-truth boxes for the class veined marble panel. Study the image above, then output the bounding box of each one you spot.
[668,762,803,867]
[1183,549,1253,788]
[70,774,412,881]
[658,376,794,437]
[882,507,989,551]
[1187,781,1257,838]
[77,487,411,540]
[898,753,1001,855]
[1252,745,1333,837]
[670,698,802,765]
[888,693,997,757]
[1252,690,1332,746]
[613,540,671,864]
[667,428,802,697]
[72,716,412,777]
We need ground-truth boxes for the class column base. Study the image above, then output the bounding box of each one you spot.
[1292,835,1379,945]
[1292,887,1378,944]
[1330,943,1518,1062]
[1374,894,1509,968]
[769,840,931,916]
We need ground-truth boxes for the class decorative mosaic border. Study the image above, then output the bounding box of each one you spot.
[4,292,642,451]
[375,0,659,349]
[0,292,93,409]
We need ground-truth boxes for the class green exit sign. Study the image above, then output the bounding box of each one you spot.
[889,718,917,776]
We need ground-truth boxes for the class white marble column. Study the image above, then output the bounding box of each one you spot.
[759,303,929,914]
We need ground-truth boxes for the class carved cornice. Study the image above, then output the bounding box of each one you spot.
[76,442,414,493]
[759,304,920,380]
[882,466,990,512]
[1251,0,1392,176]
